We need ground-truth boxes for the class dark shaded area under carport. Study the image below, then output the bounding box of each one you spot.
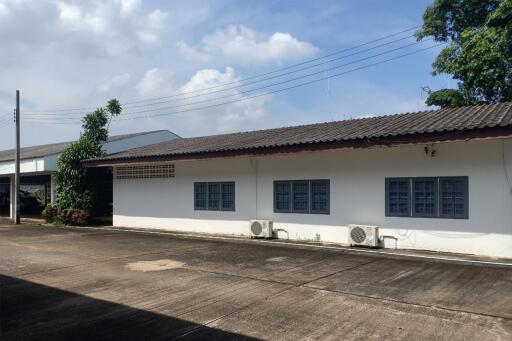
[0,175,51,219]
[0,274,257,341]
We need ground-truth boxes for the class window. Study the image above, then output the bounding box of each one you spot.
[274,181,291,213]
[439,177,468,219]
[194,182,235,211]
[310,180,330,214]
[274,180,330,214]
[292,181,309,213]
[221,182,235,211]
[385,178,410,217]
[385,176,468,219]
[194,182,207,210]
[208,183,220,210]
[412,178,438,217]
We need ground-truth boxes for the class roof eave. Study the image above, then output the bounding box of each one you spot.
[82,126,512,168]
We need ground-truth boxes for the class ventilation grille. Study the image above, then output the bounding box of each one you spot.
[116,164,175,180]
[350,226,367,244]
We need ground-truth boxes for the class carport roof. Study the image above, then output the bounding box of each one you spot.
[84,101,512,166]
[0,130,170,162]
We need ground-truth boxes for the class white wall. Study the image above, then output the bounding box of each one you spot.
[42,130,180,172]
[113,138,512,258]
[0,158,45,175]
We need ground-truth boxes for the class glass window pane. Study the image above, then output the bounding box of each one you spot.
[292,181,309,212]
[274,181,291,212]
[208,182,220,210]
[311,180,329,214]
[386,178,410,216]
[412,178,437,217]
[194,182,207,210]
[221,182,235,211]
[440,177,468,218]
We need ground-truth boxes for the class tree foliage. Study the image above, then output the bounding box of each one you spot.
[416,0,512,107]
[55,99,121,212]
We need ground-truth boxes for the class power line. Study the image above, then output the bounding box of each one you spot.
[0,114,13,128]
[26,34,419,118]
[24,25,422,113]
[24,44,443,125]
[26,38,431,120]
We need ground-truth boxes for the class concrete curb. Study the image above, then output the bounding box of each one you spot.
[57,224,512,268]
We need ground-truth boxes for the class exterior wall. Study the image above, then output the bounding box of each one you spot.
[0,158,45,175]
[43,131,180,172]
[113,138,512,258]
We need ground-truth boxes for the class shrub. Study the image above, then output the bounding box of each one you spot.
[42,204,58,223]
[67,209,90,226]
[42,204,90,226]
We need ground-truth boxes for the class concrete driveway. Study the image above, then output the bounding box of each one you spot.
[1,222,511,340]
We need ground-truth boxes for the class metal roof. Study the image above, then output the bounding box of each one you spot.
[86,102,512,165]
[0,130,171,162]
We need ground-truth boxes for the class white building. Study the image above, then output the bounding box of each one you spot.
[85,103,512,258]
[0,130,179,218]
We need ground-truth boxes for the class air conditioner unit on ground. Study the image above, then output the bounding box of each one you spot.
[348,224,379,247]
[249,220,273,238]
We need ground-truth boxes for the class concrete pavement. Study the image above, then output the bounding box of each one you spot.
[1,222,511,340]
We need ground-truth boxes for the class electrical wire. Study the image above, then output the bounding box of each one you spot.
[24,25,422,113]
[24,44,443,125]
[26,39,432,120]
[26,34,419,117]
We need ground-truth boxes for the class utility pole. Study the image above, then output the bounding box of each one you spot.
[14,90,20,224]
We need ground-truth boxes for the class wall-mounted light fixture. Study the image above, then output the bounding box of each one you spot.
[424,144,437,157]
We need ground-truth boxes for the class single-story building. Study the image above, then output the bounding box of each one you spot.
[84,102,512,258]
[0,130,179,218]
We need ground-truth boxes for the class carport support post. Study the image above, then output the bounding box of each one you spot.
[14,90,20,224]
[9,174,15,219]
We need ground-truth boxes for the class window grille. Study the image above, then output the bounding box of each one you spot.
[116,164,175,180]
[274,179,330,214]
[385,178,411,217]
[385,176,468,219]
[412,178,438,217]
[194,181,235,211]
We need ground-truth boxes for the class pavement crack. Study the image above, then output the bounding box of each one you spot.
[298,258,381,287]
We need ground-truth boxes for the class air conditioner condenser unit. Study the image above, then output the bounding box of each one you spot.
[348,224,379,247]
[249,220,273,238]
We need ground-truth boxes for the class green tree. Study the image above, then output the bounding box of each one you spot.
[416,0,512,107]
[55,99,121,211]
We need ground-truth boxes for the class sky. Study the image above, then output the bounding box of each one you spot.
[0,0,454,150]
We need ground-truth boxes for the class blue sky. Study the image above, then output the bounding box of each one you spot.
[0,0,452,150]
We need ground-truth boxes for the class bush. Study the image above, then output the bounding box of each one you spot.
[42,204,90,226]
[67,209,90,226]
[42,204,58,223]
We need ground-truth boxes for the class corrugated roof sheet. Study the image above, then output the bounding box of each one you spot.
[88,102,512,163]
[0,130,170,162]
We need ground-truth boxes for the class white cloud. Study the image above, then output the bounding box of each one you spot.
[136,68,175,98]
[179,67,266,131]
[0,0,166,57]
[96,73,131,93]
[117,0,140,16]
[136,30,158,43]
[147,9,168,29]
[179,25,318,65]
[133,66,267,134]
[0,3,8,17]
[180,67,238,93]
